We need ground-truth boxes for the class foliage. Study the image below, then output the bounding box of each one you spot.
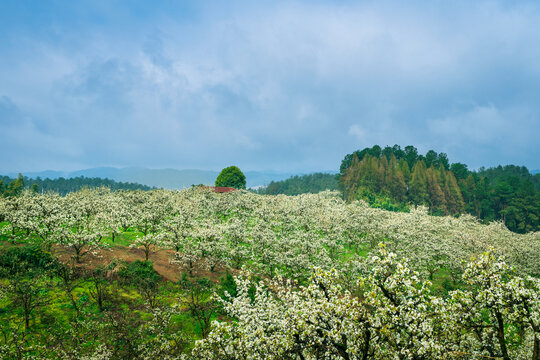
[339,144,540,233]
[193,247,540,360]
[118,260,162,308]
[0,174,152,196]
[0,244,57,275]
[215,166,246,189]
[258,172,338,195]
[0,187,538,358]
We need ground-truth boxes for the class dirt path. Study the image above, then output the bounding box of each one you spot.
[53,245,228,282]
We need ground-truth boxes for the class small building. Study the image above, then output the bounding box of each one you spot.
[208,186,237,193]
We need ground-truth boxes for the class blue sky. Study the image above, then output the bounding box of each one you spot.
[1,0,539,173]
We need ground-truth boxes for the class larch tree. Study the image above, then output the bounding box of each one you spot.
[408,160,429,205]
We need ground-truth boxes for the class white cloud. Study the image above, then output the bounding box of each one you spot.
[348,124,366,142]
[429,105,506,144]
[1,1,539,172]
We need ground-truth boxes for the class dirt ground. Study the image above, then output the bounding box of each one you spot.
[53,245,229,283]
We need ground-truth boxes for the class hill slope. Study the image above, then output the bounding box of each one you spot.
[8,167,296,189]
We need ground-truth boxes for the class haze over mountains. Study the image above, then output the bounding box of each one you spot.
[6,167,304,189]
[7,166,537,190]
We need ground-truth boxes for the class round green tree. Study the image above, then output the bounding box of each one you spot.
[215,166,246,189]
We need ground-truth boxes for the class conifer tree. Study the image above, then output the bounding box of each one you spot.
[360,155,380,194]
[339,154,362,201]
[398,158,411,183]
[409,160,429,205]
[426,166,446,214]
[387,155,407,202]
[444,171,465,214]
[378,155,389,192]
[459,174,477,215]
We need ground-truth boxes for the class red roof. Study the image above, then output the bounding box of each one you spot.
[209,186,237,193]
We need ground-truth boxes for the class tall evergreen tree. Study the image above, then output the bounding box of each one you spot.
[398,158,411,183]
[386,155,407,202]
[459,174,477,215]
[444,171,465,214]
[426,166,446,214]
[425,150,438,168]
[404,145,419,169]
[339,154,362,201]
[409,160,429,205]
[503,180,540,233]
[5,173,24,197]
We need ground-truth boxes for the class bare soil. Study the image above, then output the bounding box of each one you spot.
[53,245,229,283]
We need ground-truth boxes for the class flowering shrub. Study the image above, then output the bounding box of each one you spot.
[0,188,538,358]
[193,247,539,360]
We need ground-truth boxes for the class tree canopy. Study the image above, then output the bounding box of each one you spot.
[257,173,338,196]
[215,166,246,189]
[339,144,540,233]
[0,175,152,196]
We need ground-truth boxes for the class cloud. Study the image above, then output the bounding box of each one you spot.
[429,105,506,144]
[0,96,84,172]
[348,125,366,142]
[0,1,539,173]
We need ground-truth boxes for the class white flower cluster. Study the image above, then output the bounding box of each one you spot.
[1,188,537,279]
[0,187,539,358]
[193,247,540,360]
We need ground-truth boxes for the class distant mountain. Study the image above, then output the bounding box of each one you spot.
[532,169,540,175]
[8,167,297,189]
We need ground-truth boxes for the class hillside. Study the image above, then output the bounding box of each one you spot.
[339,145,540,233]
[257,172,338,195]
[0,174,152,195]
[7,167,296,189]
[1,188,538,358]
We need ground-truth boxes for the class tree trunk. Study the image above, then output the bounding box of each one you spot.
[495,310,510,360]
[24,311,30,330]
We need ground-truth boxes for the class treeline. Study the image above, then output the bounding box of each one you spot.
[0,174,153,196]
[339,145,540,233]
[257,173,338,196]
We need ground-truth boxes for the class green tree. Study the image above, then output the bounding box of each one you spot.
[215,166,246,189]
[339,154,362,201]
[503,180,540,233]
[425,150,438,168]
[386,155,407,202]
[5,173,24,197]
[409,160,428,205]
[459,174,477,215]
[443,171,465,214]
[437,152,450,170]
[450,162,469,180]
[404,145,419,169]
[118,260,162,307]
[398,158,411,183]
[426,166,446,214]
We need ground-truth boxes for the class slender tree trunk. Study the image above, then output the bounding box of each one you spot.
[145,245,150,260]
[24,311,30,330]
[74,246,82,263]
[67,289,79,317]
[361,328,371,360]
[495,310,510,360]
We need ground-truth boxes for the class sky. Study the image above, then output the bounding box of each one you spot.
[1,0,539,174]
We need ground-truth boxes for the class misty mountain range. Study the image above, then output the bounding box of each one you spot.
[6,167,306,189]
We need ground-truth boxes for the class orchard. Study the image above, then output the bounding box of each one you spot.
[0,187,538,359]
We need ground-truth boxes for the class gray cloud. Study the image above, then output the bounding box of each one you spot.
[0,1,539,173]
